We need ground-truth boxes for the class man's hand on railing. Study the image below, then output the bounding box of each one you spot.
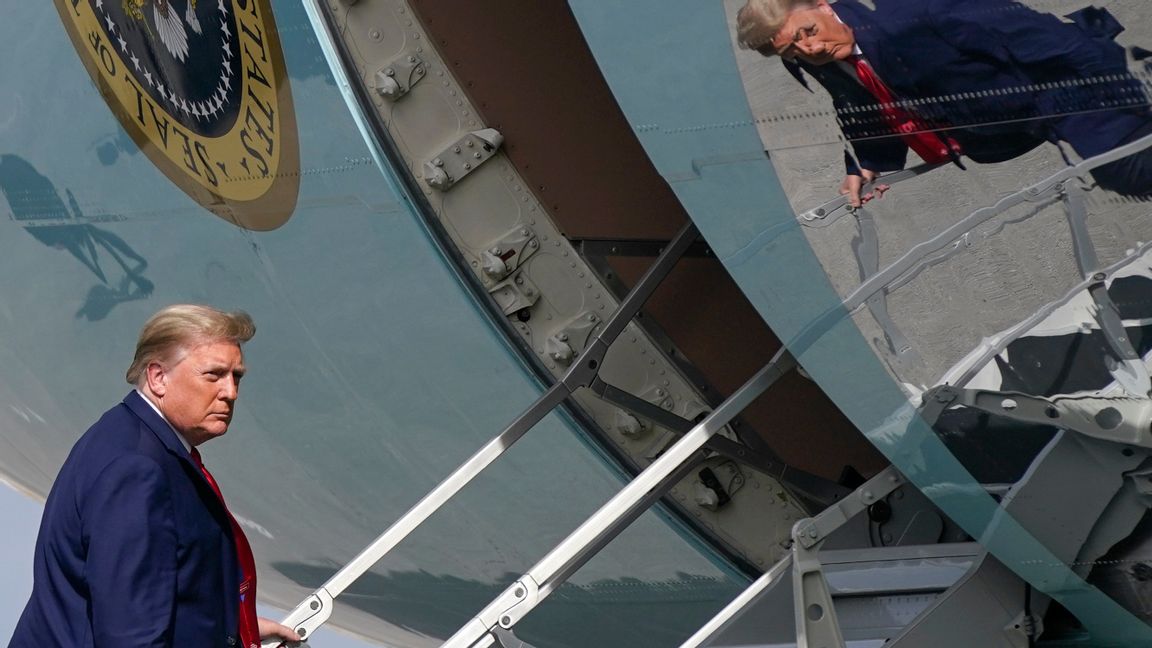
[259,617,302,647]
[840,168,890,208]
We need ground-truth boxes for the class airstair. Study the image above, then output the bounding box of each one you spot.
[270,0,1152,644]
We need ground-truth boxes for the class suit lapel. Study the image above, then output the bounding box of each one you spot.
[121,391,234,530]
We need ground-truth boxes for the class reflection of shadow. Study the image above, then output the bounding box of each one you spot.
[91,130,138,167]
[993,276,1152,396]
[274,561,736,648]
[0,154,153,321]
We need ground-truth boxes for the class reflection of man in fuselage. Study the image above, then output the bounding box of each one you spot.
[738,0,1152,206]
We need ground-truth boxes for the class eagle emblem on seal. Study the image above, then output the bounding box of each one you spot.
[121,0,202,62]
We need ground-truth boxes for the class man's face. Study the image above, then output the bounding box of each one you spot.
[154,341,245,446]
[771,1,855,64]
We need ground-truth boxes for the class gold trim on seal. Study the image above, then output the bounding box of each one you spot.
[55,0,300,231]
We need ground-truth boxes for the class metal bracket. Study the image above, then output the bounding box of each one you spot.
[489,271,541,316]
[592,377,696,435]
[641,384,679,413]
[545,311,600,366]
[793,466,904,549]
[424,129,504,191]
[792,524,845,648]
[373,52,426,101]
[1005,610,1043,643]
[614,410,646,438]
[259,589,332,647]
[487,578,541,630]
[921,385,1152,448]
[480,226,540,282]
[790,466,903,648]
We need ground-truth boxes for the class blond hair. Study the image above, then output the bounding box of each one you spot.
[737,0,816,53]
[126,305,256,386]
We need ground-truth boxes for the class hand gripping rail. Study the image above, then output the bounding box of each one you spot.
[796,161,947,229]
[441,347,797,648]
[261,223,701,646]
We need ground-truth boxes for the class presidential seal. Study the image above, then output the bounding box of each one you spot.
[56,0,300,230]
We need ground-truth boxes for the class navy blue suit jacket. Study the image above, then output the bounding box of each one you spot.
[10,391,241,648]
[794,0,1149,174]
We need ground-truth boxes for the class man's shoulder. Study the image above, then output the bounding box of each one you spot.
[85,400,152,447]
[62,399,169,477]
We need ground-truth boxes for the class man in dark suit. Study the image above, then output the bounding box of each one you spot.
[10,305,299,648]
[737,0,1152,206]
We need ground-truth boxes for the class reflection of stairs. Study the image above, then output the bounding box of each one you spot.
[797,132,1152,396]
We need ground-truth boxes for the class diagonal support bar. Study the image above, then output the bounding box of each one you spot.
[1062,181,1150,396]
[441,348,797,648]
[590,375,848,509]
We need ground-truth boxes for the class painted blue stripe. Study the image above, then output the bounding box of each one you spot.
[566,0,1152,641]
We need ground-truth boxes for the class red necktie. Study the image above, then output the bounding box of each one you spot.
[851,56,961,164]
[191,448,261,648]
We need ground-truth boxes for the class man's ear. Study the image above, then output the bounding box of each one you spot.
[145,362,168,397]
[817,0,835,14]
